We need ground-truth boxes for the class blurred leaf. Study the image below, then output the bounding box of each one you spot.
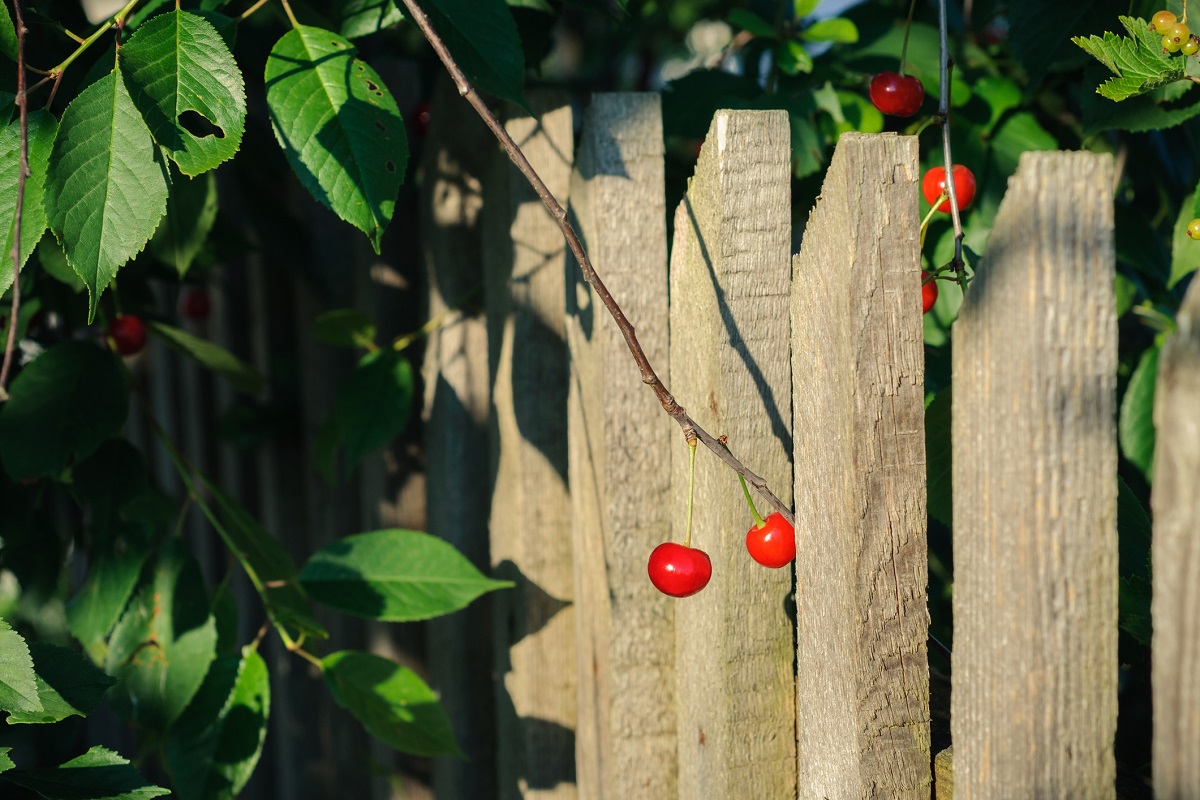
[1119,343,1159,481]
[333,351,414,470]
[973,75,1021,134]
[314,309,377,348]
[1117,474,1152,580]
[424,0,526,107]
[1119,574,1152,645]
[925,388,952,527]
[1171,183,1200,288]
[150,169,219,277]
[777,39,813,75]
[0,747,12,773]
[323,650,463,757]
[0,618,42,716]
[337,0,404,39]
[7,642,115,724]
[4,746,170,799]
[802,18,857,44]
[0,111,57,298]
[68,551,147,664]
[36,238,84,293]
[728,9,775,38]
[662,70,763,138]
[1115,272,1137,318]
[148,321,265,395]
[793,0,818,17]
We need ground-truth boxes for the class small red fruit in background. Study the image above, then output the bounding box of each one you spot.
[922,165,977,213]
[745,512,795,568]
[921,270,938,314]
[412,101,432,137]
[648,542,712,597]
[869,72,925,117]
[179,287,211,320]
[107,314,147,356]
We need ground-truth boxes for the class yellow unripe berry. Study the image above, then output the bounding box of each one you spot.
[1184,35,1200,55]
[1169,22,1191,42]
[1187,219,1200,238]
[1164,33,1183,51]
[1152,10,1178,33]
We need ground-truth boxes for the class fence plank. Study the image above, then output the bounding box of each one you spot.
[791,132,930,798]
[420,74,498,800]
[484,91,577,800]
[951,151,1117,798]
[565,93,673,800]
[1151,276,1200,799]
[668,109,794,800]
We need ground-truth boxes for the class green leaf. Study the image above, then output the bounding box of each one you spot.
[802,18,857,43]
[1118,474,1152,581]
[925,388,952,527]
[0,747,13,773]
[727,9,775,38]
[0,111,57,298]
[1115,272,1137,318]
[1119,574,1152,645]
[7,643,115,724]
[300,529,511,621]
[120,10,247,176]
[777,39,813,75]
[1119,343,1159,481]
[333,351,414,469]
[37,238,85,293]
[150,169,218,277]
[106,540,218,732]
[0,618,42,716]
[1082,77,1200,135]
[314,308,376,348]
[166,648,269,800]
[322,650,462,757]
[45,72,170,322]
[793,0,818,17]
[4,746,170,799]
[0,2,15,62]
[1073,16,1184,101]
[1171,183,1200,289]
[661,69,763,138]
[424,0,526,107]
[337,0,404,39]
[147,321,264,394]
[0,341,129,480]
[265,26,408,253]
[68,551,148,664]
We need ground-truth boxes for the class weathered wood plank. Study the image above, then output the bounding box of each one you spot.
[1151,275,1200,799]
[565,93,673,800]
[668,109,794,800]
[951,151,1117,798]
[419,74,498,800]
[791,132,930,799]
[483,91,577,800]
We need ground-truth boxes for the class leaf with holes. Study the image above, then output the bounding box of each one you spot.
[45,72,170,322]
[5,746,170,799]
[0,111,57,298]
[120,9,247,176]
[150,168,218,277]
[265,26,407,253]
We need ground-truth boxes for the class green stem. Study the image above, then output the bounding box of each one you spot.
[292,645,324,670]
[238,0,271,22]
[683,438,697,548]
[392,285,481,352]
[44,0,140,77]
[919,195,943,248]
[279,0,300,29]
[721,438,763,527]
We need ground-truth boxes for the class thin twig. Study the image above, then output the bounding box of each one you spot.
[238,0,271,23]
[0,0,31,398]
[396,0,795,526]
[937,0,965,275]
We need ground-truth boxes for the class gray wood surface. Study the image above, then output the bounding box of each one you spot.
[668,109,794,800]
[483,91,578,800]
[1152,275,1200,799]
[791,132,930,799]
[951,151,1117,799]
[419,74,498,800]
[564,93,674,800]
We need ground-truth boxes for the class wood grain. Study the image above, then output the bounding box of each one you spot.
[951,151,1117,799]
[669,109,794,800]
[791,132,930,799]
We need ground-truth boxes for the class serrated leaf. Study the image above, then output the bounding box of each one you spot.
[150,168,218,277]
[1073,16,1185,101]
[5,746,170,799]
[425,0,526,107]
[0,341,128,480]
[265,26,407,253]
[7,643,115,724]
[45,71,170,322]
[323,650,462,757]
[333,351,413,469]
[106,540,218,732]
[0,747,13,773]
[1119,343,1159,481]
[314,308,376,348]
[300,529,511,621]
[148,321,264,394]
[0,618,42,716]
[120,10,247,176]
[337,0,404,39]
[166,648,269,800]
[0,2,15,62]
[802,18,857,43]
[0,111,57,298]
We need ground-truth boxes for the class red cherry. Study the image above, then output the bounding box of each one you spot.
[179,288,211,320]
[412,101,432,138]
[921,270,938,314]
[745,512,795,568]
[647,542,712,597]
[107,314,147,356]
[922,165,977,213]
[869,71,925,117]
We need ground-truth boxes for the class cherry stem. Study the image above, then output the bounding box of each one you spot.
[721,435,764,528]
[919,195,943,247]
[936,0,965,275]
[898,0,917,75]
[684,437,697,549]
[397,0,795,527]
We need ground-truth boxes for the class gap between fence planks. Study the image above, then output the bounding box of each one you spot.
[669,109,795,800]
[565,93,674,800]
[1151,275,1200,799]
[420,73,498,800]
[483,91,578,800]
[792,132,931,798]
[952,151,1117,798]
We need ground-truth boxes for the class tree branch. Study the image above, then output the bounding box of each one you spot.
[0,0,31,399]
[938,0,965,274]
[396,0,795,526]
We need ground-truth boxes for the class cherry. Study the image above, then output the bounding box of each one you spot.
[1152,10,1178,34]
[922,270,938,314]
[107,314,147,356]
[868,71,925,118]
[1187,219,1200,238]
[412,101,432,138]
[647,542,711,597]
[178,287,211,320]
[922,165,977,213]
[745,512,795,568]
